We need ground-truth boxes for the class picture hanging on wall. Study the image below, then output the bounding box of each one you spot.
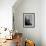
[23,13,35,28]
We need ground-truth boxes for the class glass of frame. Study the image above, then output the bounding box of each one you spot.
[23,13,35,28]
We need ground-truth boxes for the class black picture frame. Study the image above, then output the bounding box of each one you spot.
[23,13,35,28]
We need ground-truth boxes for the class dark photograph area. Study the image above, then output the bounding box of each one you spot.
[25,16,32,25]
[23,13,35,28]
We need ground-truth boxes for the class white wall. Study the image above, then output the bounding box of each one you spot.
[0,0,16,30]
[13,0,41,46]
[41,0,46,46]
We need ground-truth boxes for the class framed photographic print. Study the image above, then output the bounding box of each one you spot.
[23,13,35,28]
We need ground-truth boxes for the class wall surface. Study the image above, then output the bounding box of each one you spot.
[13,0,41,46]
[41,0,46,46]
[0,0,16,30]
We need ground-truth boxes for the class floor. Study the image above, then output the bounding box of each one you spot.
[0,33,23,46]
[0,39,16,46]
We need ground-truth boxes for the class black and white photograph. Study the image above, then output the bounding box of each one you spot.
[23,13,35,28]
